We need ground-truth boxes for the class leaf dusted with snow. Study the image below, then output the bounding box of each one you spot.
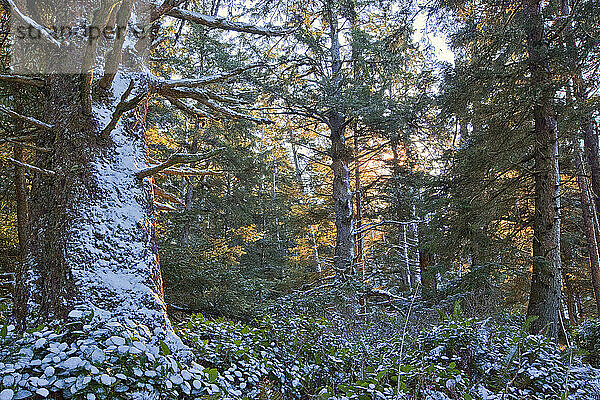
[62,357,83,370]
[0,389,13,400]
[99,374,114,386]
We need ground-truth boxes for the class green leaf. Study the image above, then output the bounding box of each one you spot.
[159,340,170,356]
[208,368,219,383]
[0,324,6,339]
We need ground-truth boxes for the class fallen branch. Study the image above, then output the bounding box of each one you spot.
[7,157,56,175]
[0,105,53,130]
[136,150,223,179]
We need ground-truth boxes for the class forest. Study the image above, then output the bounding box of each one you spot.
[0,0,599,398]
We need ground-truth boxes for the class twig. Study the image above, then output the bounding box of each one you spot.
[396,282,419,398]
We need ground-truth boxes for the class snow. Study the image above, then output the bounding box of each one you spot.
[0,390,12,400]
[33,70,189,356]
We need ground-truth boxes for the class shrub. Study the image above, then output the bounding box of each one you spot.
[574,318,600,368]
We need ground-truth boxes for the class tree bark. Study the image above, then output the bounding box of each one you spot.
[13,106,29,261]
[522,0,562,338]
[13,74,179,346]
[354,124,363,272]
[330,112,354,278]
[574,147,600,315]
[181,135,199,245]
[578,82,600,218]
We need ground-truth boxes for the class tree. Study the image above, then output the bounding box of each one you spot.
[261,0,419,282]
[521,0,562,338]
[2,0,288,344]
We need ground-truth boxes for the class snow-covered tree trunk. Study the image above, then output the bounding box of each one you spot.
[13,74,180,344]
[5,0,285,341]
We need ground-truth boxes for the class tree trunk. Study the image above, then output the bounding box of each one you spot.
[574,147,600,314]
[419,248,436,296]
[563,268,577,325]
[13,116,29,261]
[354,125,363,271]
[573,65,600,235]
[522,0,562,338]
[330,112,354,278]
[181,136,198,244]
[13,74,180,346]
[410,205,420,286]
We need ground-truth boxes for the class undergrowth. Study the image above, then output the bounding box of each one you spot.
[0,301,599,399]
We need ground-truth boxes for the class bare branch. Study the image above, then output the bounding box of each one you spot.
[151,0,186,21]
[153,185,184,205]
[0,74,45,87]
[155,202,177,211]
[100,80,147,137]
[161,64,264,88]
[0,134,38,143]
[161,167,222,176]
[0,105,53,130]
[353,220,423,236]
[161,87,271,124]
[165,96,213,119]
[1,0,61,47]
[3,138,51,152]
[167,8,292,36]
[137,149,223,179]
[6,157,56,175]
